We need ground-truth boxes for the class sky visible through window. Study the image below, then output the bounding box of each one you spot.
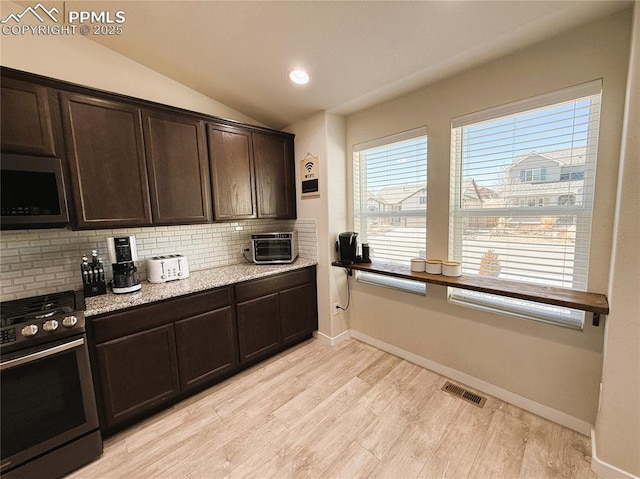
[460,99,593,187]
[363,137,427,193]
[362,99,591,191]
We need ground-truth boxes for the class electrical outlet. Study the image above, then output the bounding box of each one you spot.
[333,302,341,315]
[241,245,250,256]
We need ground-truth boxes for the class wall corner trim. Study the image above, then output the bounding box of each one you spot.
[591,428,640,479]
[313,329,351,346]
[349,329,593,436]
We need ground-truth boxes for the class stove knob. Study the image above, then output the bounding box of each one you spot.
[43,319,59,332]
[21,324,38,337]
[62,316,78,328]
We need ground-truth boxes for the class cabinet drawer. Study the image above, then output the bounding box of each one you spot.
[235,267,313,303]
[90,287,231,343]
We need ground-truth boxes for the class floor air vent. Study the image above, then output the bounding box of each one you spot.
[441,381,487,408]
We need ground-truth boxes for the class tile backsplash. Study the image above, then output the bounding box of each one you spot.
[0,218,317,301]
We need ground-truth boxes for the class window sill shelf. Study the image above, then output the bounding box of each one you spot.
[331,261,609,316]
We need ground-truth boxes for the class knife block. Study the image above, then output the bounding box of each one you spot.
[83,280,107,298]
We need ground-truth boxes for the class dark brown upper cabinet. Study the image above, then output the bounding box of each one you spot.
[207,124,257,220]
[142,110,211,225]
[253,132,296,219]
[208,125,296,221]
[59,93,153,229]
[1,77,56,157]
[1,67,297,229]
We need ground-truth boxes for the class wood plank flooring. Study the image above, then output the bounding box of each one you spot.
[68,338,598,479]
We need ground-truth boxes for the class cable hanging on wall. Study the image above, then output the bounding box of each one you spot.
[336,268,351,311]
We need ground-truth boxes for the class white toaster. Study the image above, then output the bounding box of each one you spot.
[147,254,190,283]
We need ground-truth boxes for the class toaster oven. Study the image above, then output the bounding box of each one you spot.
[251,231,298,264]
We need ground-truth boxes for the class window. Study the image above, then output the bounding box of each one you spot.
[353,127,427,294]
[521,168,547,182]
[519,196,548,208]
[449,81,602,328]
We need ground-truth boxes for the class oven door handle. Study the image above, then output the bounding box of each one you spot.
[0,337,85,371]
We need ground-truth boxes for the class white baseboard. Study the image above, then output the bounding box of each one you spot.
[591,428,640,479]
[313,329,351,346]
[349,329,593,436]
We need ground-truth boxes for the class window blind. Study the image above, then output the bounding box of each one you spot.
[449,81,602,328]
[353,127,427,293]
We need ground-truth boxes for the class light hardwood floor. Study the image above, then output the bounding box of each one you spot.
[69,338,598,479]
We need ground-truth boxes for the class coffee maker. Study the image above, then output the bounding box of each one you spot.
[106,236,142,294]
[337,232,358,265]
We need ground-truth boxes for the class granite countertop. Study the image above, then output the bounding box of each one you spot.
[85,258,317,317]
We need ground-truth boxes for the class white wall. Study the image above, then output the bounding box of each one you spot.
[0,1,262,126]
[593,4,640,478]
[344,9,632,430]
[287,112,348,341]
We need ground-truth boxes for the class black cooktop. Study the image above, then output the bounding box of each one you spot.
[1,291,83,327]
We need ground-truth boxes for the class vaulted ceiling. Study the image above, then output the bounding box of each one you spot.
[82,1,630,129]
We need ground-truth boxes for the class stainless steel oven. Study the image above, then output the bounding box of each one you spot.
[0,291,102,479]
[251,231,298,264]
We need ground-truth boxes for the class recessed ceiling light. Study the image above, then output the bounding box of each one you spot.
[288,68,310,85]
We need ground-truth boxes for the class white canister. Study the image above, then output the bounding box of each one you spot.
[442,261,462,277]
[425,259,442,274]
[410,258,426,272]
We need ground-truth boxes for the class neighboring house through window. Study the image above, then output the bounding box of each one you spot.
[353,127,427,294]
[449,80,602,328]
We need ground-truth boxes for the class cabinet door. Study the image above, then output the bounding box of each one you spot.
[279,282,318,346]
[236,293,280,364]
[94,324,180,427]
[60,93,152,229]
[142,111,211,224]
[252,132,296,219]
[207,124,256,220]
[174,306,238,390]
[1,77,56,156]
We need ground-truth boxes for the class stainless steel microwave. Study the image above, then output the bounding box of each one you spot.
[1,154,69,228]
[251,231,298,264]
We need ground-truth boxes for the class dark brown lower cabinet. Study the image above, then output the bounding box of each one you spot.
[94,324,180,427]
[236,293,281,363]
[280,282,317,346]
[235,266,318,365]
[88,266,317,436]
[88,286,234,434]
[174,306,237,391]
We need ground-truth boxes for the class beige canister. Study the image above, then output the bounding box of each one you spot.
[425,259,442,274]
[410,258,426,272]
[442,261,462,277]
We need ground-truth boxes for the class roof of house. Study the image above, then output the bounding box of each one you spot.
[509,147,587,169]
[371,183,426,205]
